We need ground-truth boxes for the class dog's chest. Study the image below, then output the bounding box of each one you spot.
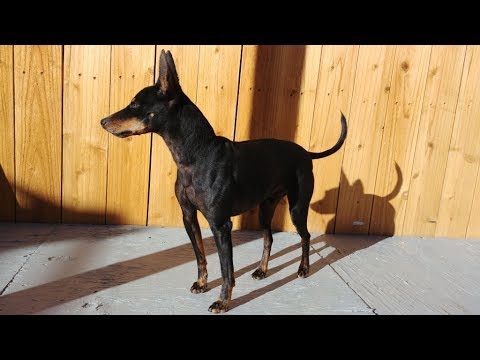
[178,165,193,188]
[178,166,207,210]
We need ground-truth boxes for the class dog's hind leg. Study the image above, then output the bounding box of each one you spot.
[252,196,283,280]
[288,168,314,278]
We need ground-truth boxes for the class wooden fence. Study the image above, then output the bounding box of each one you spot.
[0,45,479,238]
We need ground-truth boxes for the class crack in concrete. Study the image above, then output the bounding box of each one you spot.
[310,244,378,315]
[329,265,379,315]
[0,241,44,296]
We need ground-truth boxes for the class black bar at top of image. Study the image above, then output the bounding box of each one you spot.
[1,29,480,45]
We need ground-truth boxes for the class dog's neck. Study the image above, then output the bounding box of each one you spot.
[157,95,217,166]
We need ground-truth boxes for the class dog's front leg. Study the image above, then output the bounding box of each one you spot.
[176,177,208,294]
[181,207,208,293]
[208,218,235,313]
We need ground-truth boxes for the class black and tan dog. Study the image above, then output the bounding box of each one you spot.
[101,50,347,313]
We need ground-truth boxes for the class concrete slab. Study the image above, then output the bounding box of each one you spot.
[0,223,55,293]
[313,235,480,314]
[0,224,371,315]
[220,232,373,315]
[1,224,479,314]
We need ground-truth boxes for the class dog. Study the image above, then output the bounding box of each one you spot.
[101,49,347,313]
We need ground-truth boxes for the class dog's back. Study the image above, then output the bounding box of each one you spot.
[231,138,311,210]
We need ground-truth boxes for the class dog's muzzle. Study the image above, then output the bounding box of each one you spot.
[100,117,110,128]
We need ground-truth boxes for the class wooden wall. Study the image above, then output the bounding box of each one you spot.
[0,45,479,238]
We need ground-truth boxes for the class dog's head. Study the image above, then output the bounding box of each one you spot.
[100,49,181,138]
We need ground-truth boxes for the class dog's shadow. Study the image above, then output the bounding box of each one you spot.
[311,163,402,236]
[223,164,403,310]
[219,234,384,311]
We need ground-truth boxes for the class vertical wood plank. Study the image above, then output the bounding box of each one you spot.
[148,45,200,227]
[235,45,322,231]
[106,46,155,225]
[335,46,396,234]
[235,46,321,146]
[402,46,466,237]
[62,46,111,224]
[307,45,359,234]
[0,46,15,221]
[467,173,480,238]
[196,46,242,140]
[196,45,242,228]
[436,46,480,237]
[369,46,431,236]
[14,46,62,223]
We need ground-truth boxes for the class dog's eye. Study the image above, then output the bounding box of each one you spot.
[130,101,139,109]
[148,112,156,119]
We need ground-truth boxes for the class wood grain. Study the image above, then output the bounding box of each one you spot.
[2,45,480,239]
[402,46,466,237]
[62,46,111,224]
[106,46,156,225]
[369,46,431,236]
[436,46,480,237]
[14,46,63,223]
[467,174,480,238]
[307,45,359,234]
[335,46,396,234]
[196,46,242,140]
[0,46,15,221]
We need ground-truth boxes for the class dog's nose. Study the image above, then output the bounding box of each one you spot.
[100,118,109,127]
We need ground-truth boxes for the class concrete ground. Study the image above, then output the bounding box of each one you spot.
[0,223,479,315]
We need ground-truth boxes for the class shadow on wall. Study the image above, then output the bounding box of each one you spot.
[0,164,15,221]
[0,163,125,229]
[0,165,144,257]
[310,164,403,236]
[240,45,306,230]
[236,46,403,238]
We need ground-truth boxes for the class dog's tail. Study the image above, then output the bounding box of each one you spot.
[309,112,348,159]
[384,163,403,202]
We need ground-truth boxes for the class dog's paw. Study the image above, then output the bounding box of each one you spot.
[297,265,309,278]
[208,300,229,314]
[251,269,267,280]
[190,281,208,294]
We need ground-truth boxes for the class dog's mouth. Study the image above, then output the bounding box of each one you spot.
[101,117,150,138]
[115,130,134,138]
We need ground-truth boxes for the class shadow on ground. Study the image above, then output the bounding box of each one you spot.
[0,226,385,314]
[0,164,143,254]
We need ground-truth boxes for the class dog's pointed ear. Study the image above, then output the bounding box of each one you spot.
[352,179,364,194]
[156,50,169,93]
[165,51,180,88]
[156,49,181,95]
[340,169,349,187]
